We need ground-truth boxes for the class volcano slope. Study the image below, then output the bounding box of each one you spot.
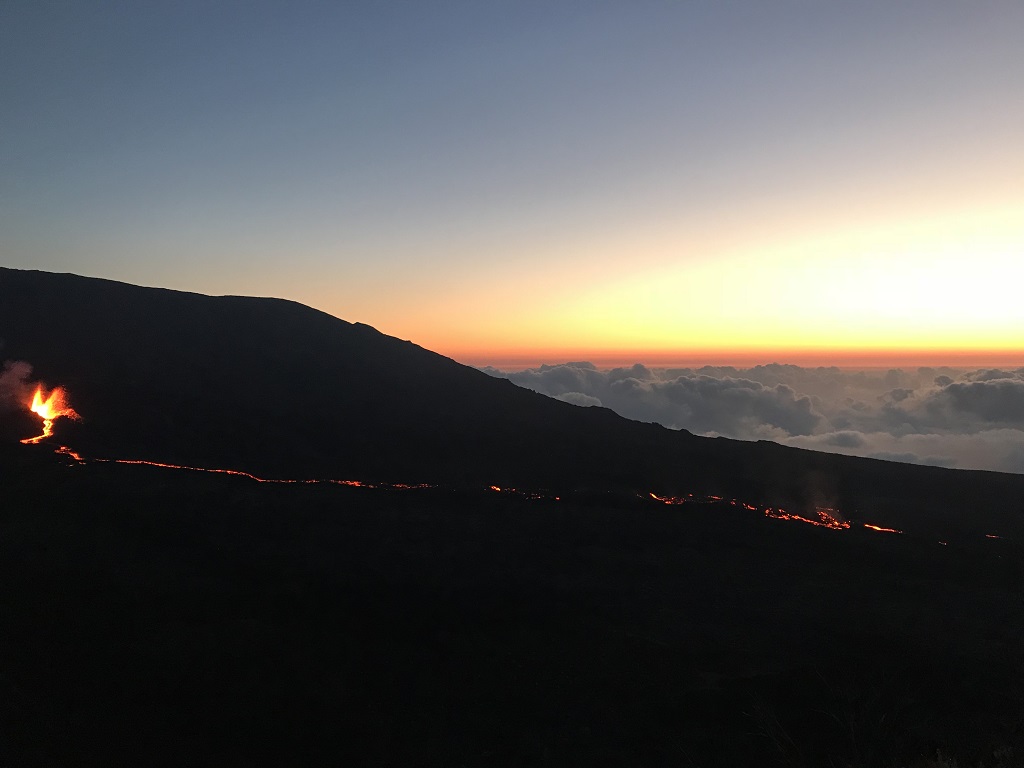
[3,266,1024,539]
[3,267,1024,766]
[4,439,1024,767]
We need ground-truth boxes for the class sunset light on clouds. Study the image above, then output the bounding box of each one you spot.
[2,1,1022,367]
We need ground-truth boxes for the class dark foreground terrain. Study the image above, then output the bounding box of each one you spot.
[4,443,1023,767]
[4,268,1024,765]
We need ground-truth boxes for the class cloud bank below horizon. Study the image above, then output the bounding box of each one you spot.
[482,362,1024,474]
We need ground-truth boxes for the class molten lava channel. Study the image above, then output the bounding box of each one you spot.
[19,382,980,545]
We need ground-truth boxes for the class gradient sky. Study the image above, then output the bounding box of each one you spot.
[3,1,1023,367]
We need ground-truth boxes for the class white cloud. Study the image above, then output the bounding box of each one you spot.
[484,363,1024,473]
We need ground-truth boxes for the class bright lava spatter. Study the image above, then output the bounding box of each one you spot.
[20,384,79,445]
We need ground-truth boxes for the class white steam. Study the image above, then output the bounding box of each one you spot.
[0,360,32,412]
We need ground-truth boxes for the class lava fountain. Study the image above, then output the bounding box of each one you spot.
[20,384,80,444]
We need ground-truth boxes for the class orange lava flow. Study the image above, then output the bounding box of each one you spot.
[863,523,903,534]
[648,492,853,531]
[29,439,1015,545]
[20,385,80,444]
[41,442,573,505]
[94,457,391,489]
[12,386,969,542]
[54,445,85,461]
[764,506,851,530]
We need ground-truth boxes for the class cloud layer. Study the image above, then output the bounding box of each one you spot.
[483,363,1024,474]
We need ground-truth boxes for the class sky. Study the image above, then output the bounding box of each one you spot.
[2,1,1023,367]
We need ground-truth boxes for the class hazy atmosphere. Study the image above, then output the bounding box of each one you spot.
[3,1,1022,364]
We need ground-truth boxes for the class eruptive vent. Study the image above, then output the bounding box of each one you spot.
[21,384,79,445]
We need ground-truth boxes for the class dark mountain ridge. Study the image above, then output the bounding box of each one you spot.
[3,267,1023,538]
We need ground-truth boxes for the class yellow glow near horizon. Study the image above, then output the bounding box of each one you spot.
[401,203,1024,365]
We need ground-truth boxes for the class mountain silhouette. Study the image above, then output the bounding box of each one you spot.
[3,267,1023,538]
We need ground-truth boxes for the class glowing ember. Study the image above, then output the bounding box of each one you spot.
[764,506,851,530]
[863,523,903,534]
[649,491,685,504]
[20,384,80,445]
[646,490,856,531]
[54,445,85,462]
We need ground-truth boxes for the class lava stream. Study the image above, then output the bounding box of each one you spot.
[863,523,903,534]
[18,383,931,540]
[650,492,853,531]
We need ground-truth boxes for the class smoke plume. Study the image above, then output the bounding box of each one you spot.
[0,360,32,413]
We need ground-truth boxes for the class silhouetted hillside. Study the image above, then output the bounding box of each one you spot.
[3,267,1023,538]
[3,443,1023,767]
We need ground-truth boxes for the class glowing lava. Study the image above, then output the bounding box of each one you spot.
[863,523,903,534]
[764,505,851,530]
[649,492,853,531]
[12,388,996,545]
[20,384,79,444]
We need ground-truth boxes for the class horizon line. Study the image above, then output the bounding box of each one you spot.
[449,348,1024,371]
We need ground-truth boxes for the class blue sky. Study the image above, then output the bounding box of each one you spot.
[3,1,1023,364]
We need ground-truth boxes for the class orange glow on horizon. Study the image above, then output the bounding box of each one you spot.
[340,201,1024,373]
